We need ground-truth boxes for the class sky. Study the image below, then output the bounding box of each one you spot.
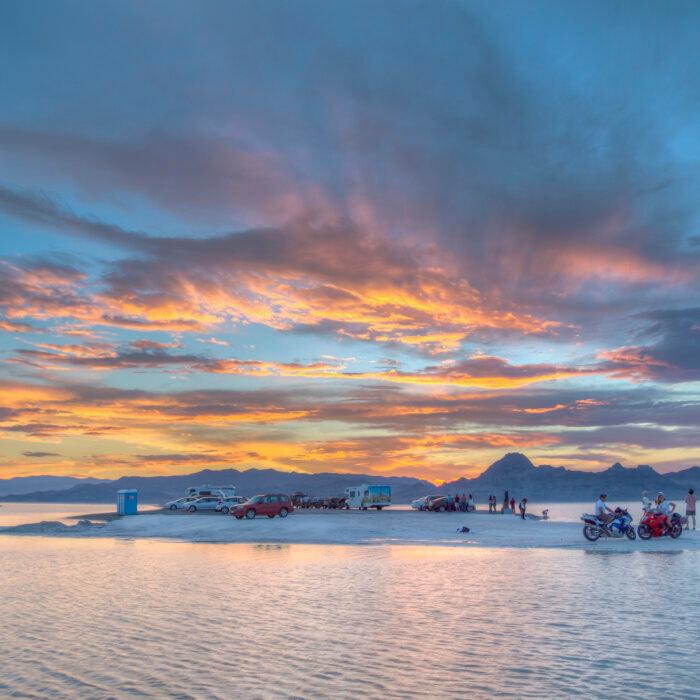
[1,0,700,482]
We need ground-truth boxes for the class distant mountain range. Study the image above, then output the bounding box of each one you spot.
[0,475,106,497]
[0,453,698,504]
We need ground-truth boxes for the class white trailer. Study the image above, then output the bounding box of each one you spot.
[344,484,391,510]
[186,484,236,498]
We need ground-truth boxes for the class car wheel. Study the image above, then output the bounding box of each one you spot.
[279,508,288,518]
[438,505,446,513]
[188,505,196,512]
[376,506,383,511]
[169,504,177,511]
[245,509,256,519]
[221,506,229,514]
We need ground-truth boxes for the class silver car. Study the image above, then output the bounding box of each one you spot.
[186,496,222,512]
[215,496,247,514]
[164,496,198,511]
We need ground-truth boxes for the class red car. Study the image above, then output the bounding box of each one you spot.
[232,494,294,520]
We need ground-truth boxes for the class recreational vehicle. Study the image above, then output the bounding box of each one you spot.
[344,484,391,510]
[186,484,237,498]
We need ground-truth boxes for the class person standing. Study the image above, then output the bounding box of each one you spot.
[519,497,527,520]
[510,497,516,514]
[502,490,509,513]
[685,489,696,530]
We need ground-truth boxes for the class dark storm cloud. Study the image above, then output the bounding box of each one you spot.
[601,308,700,382]
[1,0,699,319]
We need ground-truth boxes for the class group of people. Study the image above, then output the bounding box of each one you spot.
[445,493,475,512]
[487,491,528,519]
[595,488,696,530]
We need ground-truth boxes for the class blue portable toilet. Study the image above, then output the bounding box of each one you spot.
[117,489,138,515]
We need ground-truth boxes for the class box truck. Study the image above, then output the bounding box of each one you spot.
[344,484,391,510]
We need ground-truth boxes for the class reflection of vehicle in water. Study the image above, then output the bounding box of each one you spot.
[581,507,636,541]
[638,511,685,539]
[186,484,237,498]
[344,484,391,510]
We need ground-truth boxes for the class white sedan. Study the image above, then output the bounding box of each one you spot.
[186,496,222,512]
[164,496,198,511]
[215,496,247,514]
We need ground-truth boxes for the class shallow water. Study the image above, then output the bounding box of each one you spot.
[1,527,699,698]
[0,503,160,527]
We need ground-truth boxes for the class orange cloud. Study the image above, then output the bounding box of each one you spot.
[1,220,560,354]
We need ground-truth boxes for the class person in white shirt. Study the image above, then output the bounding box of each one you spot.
[641,491,653,513]
[595,493,615,526]
[654,492,676,532]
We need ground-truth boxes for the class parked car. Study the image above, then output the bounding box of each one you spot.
[186,496,222,512]
[232,494,294,519]
[411,495,440,511]
[426,496,449,512]
[323,496,346,509]
[216,496,247,514]
[291,492,311,508]
[164,496,198,511]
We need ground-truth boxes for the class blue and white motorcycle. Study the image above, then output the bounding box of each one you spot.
[581,507,636,541]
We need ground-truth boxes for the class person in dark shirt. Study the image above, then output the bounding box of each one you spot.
[519,497,527,520]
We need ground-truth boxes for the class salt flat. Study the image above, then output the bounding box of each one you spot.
[2,509,699,552]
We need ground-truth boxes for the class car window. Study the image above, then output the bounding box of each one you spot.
[250,495,264,504]
[264,495,276,503]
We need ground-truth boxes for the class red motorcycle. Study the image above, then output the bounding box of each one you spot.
[637,510,685,540]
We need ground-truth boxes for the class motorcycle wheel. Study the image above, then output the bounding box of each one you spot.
[625,526,636,540]
[638,523,652,540]
[669,523,683,539]
[583,525,600,542]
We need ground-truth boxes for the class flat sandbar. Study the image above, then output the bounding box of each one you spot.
[2,509,698,552]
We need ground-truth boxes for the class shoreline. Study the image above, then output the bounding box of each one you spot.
[1,509,698,552]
